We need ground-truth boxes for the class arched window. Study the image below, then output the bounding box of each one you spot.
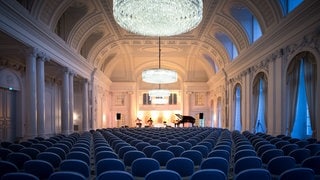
[287,52,316,139]
[234,84,242,131]
[252,73,267,133]
[279,0,304,16]
[231,5,262,43]
[215,32,238,61]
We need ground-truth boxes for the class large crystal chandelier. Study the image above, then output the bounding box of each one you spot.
[142,37,177,84]
[113,0,203,36]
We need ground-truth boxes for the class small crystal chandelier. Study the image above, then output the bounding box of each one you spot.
[149,88,171,97]
[142,37,177,84]
[113,0,203,37]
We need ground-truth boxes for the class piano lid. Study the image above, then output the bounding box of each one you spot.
[175,114,195,120]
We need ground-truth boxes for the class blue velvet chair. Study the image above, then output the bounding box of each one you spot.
[166,157,194,179]
[267,156,296,179]
[142,145,161,158]
[301,155,320,179]
[1,172,39,180]
[6,152,31,169]
[180,150,203,168]
[200,157,229,177]
[234,168,272,180]
[279,167,315,180]
[59,159,90,178]
[234,156,262,175]
[96,158,125,176]
[48,171,86,180]
[0,160,18,178]
[36,152,62,169]
[131,158,160,179]
[23,159,54,179]
[152,150,175,167]
[166,145,185,157]
[145,169,182,180]
[190,169,226,180]
[96,170,134,180]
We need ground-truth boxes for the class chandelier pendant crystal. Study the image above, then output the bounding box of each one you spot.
[142,37,177,84]
[113,0,203,36]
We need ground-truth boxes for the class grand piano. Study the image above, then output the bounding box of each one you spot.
[175,114,196,127]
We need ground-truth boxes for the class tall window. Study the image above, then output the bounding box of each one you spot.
[291,60,312,138]
[215,32,238,61]
[253,73,267,133]
[216,97,222,128]
[231,5,262,43]
[279,0,304,16]
[234,84,242,131]
[287,52,316,139]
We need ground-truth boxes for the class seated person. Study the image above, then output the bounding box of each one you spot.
[147,118,153,127]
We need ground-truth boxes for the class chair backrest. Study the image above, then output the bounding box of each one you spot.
[0,148,13,160]
[6,152,32,169]
[257,144,276,156]
[52,143,69,154]
[261,149,284,165]
[301,156,320,175]
[96,158,125,176]
[234,168,272,180]
[24,159,54,179]
[123,150,146,167]
[48,171,86,180]
[304,144,320,155]
[191,145,209,158]
[70,147,90,156]
[7,144,25,152]
[267,156,296,177]
[200,157,229,176]
[135,142,150,151]
[166,145,185,157]
[151,150,175,166]
[118,146,137,159]
[59,159,90,178]
[281,144,299,155]
[190,169,226,180]
[207,149,230,162]
[0,160,18,177]
[157,142,172,150]
[31,144,47,152]
[234,149,257,163]
[95,151,118,163]
[274,140,290,149]
[176,142,192,150]
[1,172,39,180]
[143,145,161,158]
[66,151,90,165]
[114,142,130,154]
[180,150,203,166]
[234,156,262,175]
[279,167,315,180]
[145,169,182,180]
[19,147,40,159]
[36,152,62,168]
[166,157,194,178]
[45,147,66,160]
[96,170,134,180]
[131,158,160,178]
[288,148,311,164]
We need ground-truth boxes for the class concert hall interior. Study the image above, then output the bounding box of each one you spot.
[0,0,320,179]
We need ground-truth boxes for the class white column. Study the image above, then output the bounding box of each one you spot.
[69,72,74,133]
[25,49,38,138]
[36,54,47,137]
[61,68,70,135]
[82,79,89,131]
